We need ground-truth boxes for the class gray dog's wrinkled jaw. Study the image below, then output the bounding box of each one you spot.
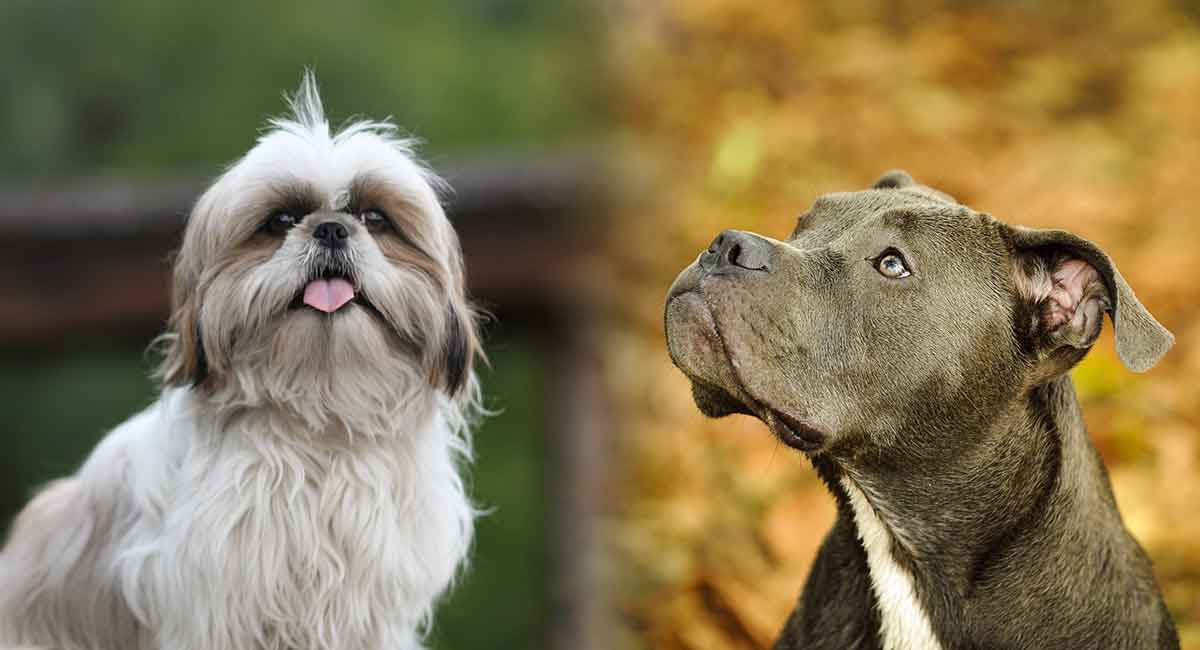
[664,284,748,410]
[665,263,825,454]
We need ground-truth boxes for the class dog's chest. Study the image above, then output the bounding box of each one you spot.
[145,430,471,649]
[840,477,944,650]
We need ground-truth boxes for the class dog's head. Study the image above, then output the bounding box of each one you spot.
[157,73,478,428]
[665,170,1172,455]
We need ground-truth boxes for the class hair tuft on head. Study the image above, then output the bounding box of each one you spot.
[270,68,330,138]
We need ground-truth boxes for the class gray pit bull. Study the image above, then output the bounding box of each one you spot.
[664,171,1178,649]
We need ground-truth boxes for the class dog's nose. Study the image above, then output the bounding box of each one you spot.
[700,229,772,273]
[313,221,350,249]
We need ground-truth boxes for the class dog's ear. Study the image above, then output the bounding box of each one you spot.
[155,275,210,388]
[873,170,916,189]
[1005,225,1173,373]
[155,184,228,389]
[872,170,958,204]
[429,300,479,397]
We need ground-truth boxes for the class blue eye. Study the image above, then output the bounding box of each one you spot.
[874,251,911,279]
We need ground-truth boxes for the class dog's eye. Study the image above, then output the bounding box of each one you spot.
[264,211,300,236]
[873,250,911,279]
[360,209,391,233]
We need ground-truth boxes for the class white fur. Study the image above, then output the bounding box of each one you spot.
[840,477,943,650]
[0,72,479,650]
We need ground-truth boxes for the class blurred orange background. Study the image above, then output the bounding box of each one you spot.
[604,1,1200,648]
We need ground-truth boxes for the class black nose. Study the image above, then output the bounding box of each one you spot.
[313,221,350,249]
[700,229,772,273]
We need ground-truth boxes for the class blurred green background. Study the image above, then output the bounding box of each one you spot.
[0,0,600,174]
[0,1,601,649]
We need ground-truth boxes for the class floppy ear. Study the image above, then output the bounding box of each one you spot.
[1005,226,1173,373]
[155,275,209,387]
[429,300,479,397]
[155,176,233,389]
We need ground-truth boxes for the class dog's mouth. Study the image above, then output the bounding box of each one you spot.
[692,378,825,453]
[288,267,379,317]
[668,288,826,454]
[762,409,824,453]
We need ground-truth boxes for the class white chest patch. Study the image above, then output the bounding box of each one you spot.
[840,477,944,650]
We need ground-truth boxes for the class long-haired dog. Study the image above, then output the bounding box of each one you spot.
[0,73,481,650]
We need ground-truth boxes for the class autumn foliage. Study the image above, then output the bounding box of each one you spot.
[606,1,1200,647]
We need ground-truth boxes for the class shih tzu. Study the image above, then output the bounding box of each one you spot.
[0,73,481,650]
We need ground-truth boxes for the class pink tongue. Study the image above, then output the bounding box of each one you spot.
[302,278,355,313]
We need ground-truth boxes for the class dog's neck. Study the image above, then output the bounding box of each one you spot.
[181,383,444,443]
[814,374,1123,648]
